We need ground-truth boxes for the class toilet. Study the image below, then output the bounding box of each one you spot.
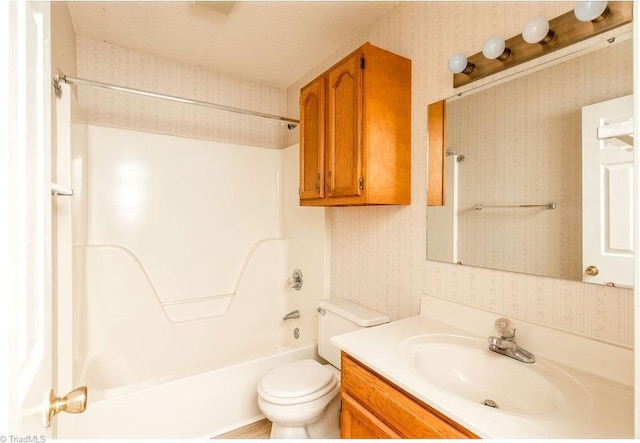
[257,299,390,439]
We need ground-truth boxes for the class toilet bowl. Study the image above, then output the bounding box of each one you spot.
[257,299,389,439]
[257,360,340,438]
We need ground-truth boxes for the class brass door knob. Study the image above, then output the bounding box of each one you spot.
[46,386,87,427]
[585,265,600,276]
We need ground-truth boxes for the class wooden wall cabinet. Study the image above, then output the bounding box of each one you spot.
[299,43,411,206]
[340,353,479,439]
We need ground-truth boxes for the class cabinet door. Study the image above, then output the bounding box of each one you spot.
[342,353,478,439]
[299,77,325,200]
[326,52,363,199]
[341,393,402,439]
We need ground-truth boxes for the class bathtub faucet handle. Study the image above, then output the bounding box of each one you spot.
[287,269,303,291]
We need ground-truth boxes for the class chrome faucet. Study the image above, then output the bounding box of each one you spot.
[282,310,300,321]
[488,318,535,364]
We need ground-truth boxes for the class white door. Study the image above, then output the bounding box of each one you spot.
[582,95,634,287]
[4,0,54,437]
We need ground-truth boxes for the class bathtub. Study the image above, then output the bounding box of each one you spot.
[56,342,318,439]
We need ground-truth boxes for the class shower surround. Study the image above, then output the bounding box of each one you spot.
[54,68,326,436]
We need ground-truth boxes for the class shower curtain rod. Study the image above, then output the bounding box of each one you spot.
[53,74,299,128]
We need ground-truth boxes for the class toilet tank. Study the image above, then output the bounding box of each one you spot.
[317,299,390,369]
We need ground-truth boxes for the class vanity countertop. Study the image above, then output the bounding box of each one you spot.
[331,314,633,439]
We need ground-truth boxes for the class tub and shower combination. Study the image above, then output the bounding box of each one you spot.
[54,80,326,438]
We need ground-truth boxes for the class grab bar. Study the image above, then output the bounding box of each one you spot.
[474,202,556,210]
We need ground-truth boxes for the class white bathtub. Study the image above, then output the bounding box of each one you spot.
[57,342,318,438]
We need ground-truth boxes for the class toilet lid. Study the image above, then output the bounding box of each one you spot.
[259,359,335,399]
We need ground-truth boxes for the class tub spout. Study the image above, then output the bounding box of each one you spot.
[283,310,300,321]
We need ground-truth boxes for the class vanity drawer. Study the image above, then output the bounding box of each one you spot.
[341,352,478,439]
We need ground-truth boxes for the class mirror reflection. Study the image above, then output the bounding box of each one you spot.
[427,38,634,287]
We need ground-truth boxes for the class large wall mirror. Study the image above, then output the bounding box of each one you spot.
[427,36,634,288]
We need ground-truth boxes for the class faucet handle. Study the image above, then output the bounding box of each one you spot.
[494,317,515,338]
[287,269,303,291]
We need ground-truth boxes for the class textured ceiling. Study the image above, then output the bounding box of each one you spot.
[66,1,397,88]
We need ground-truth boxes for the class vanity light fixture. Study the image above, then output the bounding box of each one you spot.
[448,53,475,74]
[574,1,610,22]
[448,1,631,88]
[482,36,511,61]
[522,17,555,44]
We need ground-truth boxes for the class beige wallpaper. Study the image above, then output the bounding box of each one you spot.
[286,1,634,348]
[75,36,290,149]
[449,40,632,281]
[71,2,634,349]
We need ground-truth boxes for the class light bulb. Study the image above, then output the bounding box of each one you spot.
[522,17,555,44]
[574,1,609,22]
[448,53,474,75]
[482,36,511,61]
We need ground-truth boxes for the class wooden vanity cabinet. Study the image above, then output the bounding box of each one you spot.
[299,42,411,206]
[340,353,479,439]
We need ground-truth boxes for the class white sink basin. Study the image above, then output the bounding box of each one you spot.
[400,334,591,417]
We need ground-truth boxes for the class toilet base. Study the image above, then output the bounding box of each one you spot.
[270,424,310,439]
[269,395,341,439]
